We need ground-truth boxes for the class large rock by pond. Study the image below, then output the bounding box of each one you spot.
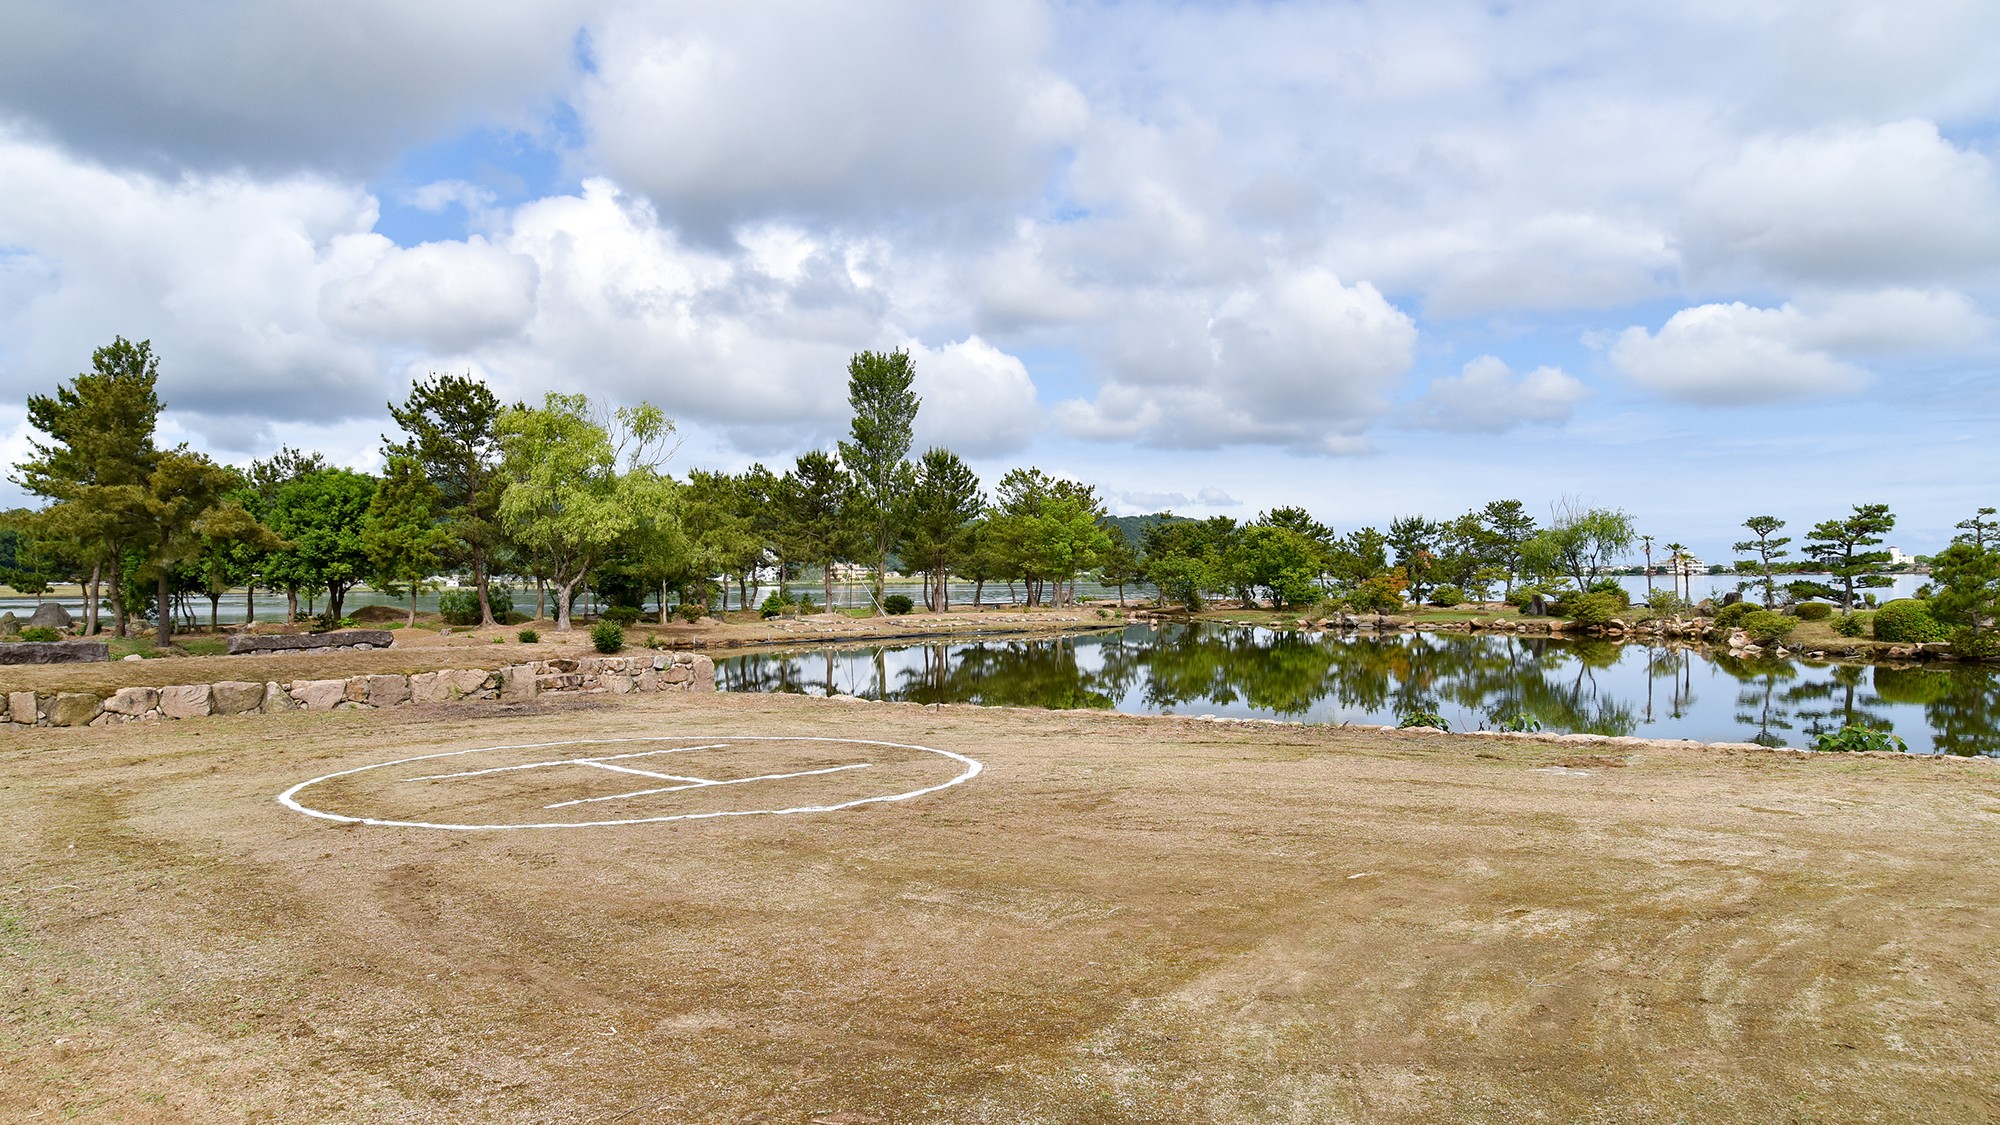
[27,602,73,630]
[0,640,109,664]
[226,629,394,655]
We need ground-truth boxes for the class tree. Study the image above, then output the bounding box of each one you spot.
[268,468,379,624]
[248,447,330,622]
[496,393,675,632]
[1096,525,1144,604]
[990,468,1111,607]
[195,487,288,632]
[364,455,452,626]
[1480,500,1538,596]
[1232,524,1324,608]
[1387,516,1443,604]
[1798,504,1896,611]
[1663,542,1690,602]
[131,449,259,646]
[1732,516,1791,608]
[1545,499,1635,590]
[776,450,852,611]
[898,448,983,612]
[12,336,165,635]
[1929,508,2000,645]
[1639,534,1656,600]
[386,373,506,626]
[836,349,920,614]
[681,469,764,612]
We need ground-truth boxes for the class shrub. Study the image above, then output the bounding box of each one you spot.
[1739,610,1798,643]
[308,610,357,632]
[18,626,59,642]
[1793,602,1833,621]
[590,621,625,653]
[1494,713,1543,733]
[1833,613,1867,637]
[760,592,791,619]
[1347,574,1405,614]
[517,628,540,644]
[438,588,513,625]
[1872,599,1948,643]
[601,605,642,626]
[1561,591,1623,626]
[1585,578,1630,606]
[1398,709,1450,731]
[1813,724,1908,753]
[795,592,817,613]
[1645,590,1690,617]
[1950,626,1998,660]
[1712,601,1759,630]
[677,602,706,624]
[883,594,914,615]
[1430,584,1466,607]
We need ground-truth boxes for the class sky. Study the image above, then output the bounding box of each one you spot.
[0,0,1995,563]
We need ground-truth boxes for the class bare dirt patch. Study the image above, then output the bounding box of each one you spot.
[4,694,1999,1123]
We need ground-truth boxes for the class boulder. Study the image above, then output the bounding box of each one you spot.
[262,682,296,712]
[1722,591,1742,606]
[691,654,715,691]
[27,601,73,629]
[226,629,394,655]
[103,686,159,716]
[500,664,538,701]
[0,612,17,636]
[363,674,411,706]
[159,684,213,719]
[8,690,44,723]
[289,679,349,711]
[50,692,102,727]
[0,640,110,664]
[210,681,267,715]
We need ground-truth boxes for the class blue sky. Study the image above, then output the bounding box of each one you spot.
[0,0,1995,562]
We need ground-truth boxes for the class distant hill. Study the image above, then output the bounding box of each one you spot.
[1099,512,1189,545]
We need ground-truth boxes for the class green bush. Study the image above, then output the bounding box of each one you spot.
[1585,578,1630,606]
[590,621,625,653]
[1739,610,1798,643]
[1645,590,1690,617]
[1347,575,1404,614]
[1430,584,1466,607]
[883,594,914,615]
[1712,601,1758,630]
[795,592,817,613]
[308,611,358,632]
[1950,627,1997,660]
[1833,612,1867,637]
[18,626,59,642]
[1561,591,1623,625]
[760,591,791,619]
[438,588,513,626]
[517,628,539,644]
[1813,724,1908,753]
[601,605,642,626]
[1872,599,1948,643]
[1398,709,1450,731]
[1793,602,1832,621]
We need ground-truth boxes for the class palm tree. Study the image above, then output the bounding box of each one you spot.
[1640,534,1655,601]
[1665,542,1690,602]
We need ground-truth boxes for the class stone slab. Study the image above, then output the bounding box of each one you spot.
[50,692,102,727]
[226,630,394,655]
[158,683,213,719]
[104,686,159,716]
[0,640,110,664]
[211,681,267,715]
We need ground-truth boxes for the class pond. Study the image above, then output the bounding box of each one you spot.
[718,623,2000,757]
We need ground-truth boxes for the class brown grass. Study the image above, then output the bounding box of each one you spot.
[4,691,1999,1123]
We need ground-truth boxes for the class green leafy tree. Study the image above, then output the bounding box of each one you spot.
[990,468,1112,607]
[1733,515,1791,608]
[132,449,262,645]
[776,450,853,611]
[247,447,330,621]
[11,336,165,635]
[1662,541,1691,602]
[496,393,675,632]
[899,448,983,612]
[1096,525,1145,604]
[1141,515,1236,611]
[386,373,507,626]
[1387,516,1444,603]
[1480,500,1538,596]
[1545,499,1636,590]
[681,469,764,612]
[1929,508,2000,648]
[1798,503,1896,610]
[195,482,288,632]
[268,468,379,624]
[1232,523,1325,608]
[1327,526,1392,589]
[364,455,453,626]
[837,349,921,614]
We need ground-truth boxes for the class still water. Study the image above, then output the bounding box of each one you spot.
[719,623,2000,757]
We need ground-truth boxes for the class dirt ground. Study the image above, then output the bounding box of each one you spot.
[5,691,2000,1124]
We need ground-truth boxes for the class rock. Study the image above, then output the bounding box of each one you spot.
[363,674,411,707]
[500,664,538,701]
[691,654,715,691]
[50,692,101,727]
[602,673,635,694]
[262,682,296,711]
[1525,595,1549,617]
[104,686,159,716]
[290,679,349,711]
[225,629,394,655]
[8,690,44,723]
[0,640,111,664]
[0,612,17,637]
[210,681,267,715]
[122,653,144,661]
[1721,591,1742,606]
[28,601,73,629]
[158,684,213,719]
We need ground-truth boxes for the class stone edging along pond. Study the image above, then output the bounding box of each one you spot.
[2,652,715,728]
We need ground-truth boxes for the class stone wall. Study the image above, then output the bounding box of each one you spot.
[2,652,714,728]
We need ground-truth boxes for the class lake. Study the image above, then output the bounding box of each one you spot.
[718,622,2000,757]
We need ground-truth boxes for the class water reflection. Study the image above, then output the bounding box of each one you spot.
[717,623,2000,756]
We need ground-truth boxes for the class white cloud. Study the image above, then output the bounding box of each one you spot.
[321,237,539,353]
[1195,487,1240,507]
[908,337,1043,458]
[1609,303,1869,405]
[1055,268,1417,453]
[575,0,1086,227]
[1683,120,2000,286]
[1399,356,1589,432]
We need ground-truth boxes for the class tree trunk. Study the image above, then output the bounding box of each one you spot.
[110,555,126,638]
[555,578,576,631]
[973,578,983,608]
[474,547,496,627]
[286,586,298,622]
[86,563,100,635]
[536,577,546,621]
[329,584,345,622]
[823,564,834,613]
[408,582,418,627]
[210,593,220,633]
[156,567,172,647]
[659,581,669,625]
[246,582,255,626]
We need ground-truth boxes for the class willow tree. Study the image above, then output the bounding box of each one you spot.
[496,393,675,631]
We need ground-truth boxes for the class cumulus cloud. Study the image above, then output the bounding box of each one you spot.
[1055,268,1417,453]
[575,0,1086,228]
[1608,289,1993,405]
[908,337,1043,457]
[1683,120,2000,286]
[321,237,539,353]
[1398,356,1589,432]
[1195,487,1240,507]
[0,0,598,172]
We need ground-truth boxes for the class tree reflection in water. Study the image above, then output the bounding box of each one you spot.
[715,624,1999,755]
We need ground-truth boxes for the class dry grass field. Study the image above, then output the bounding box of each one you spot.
[5,689,2000,1123]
